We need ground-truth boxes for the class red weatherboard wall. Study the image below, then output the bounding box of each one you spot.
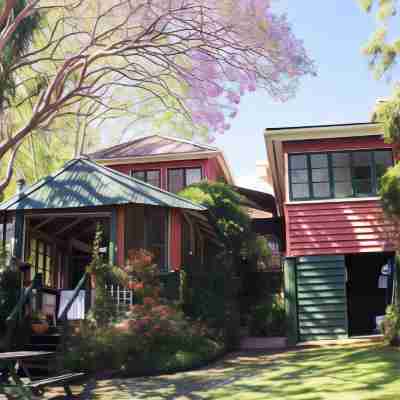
[109,156,223,270]
[283,136,395,258]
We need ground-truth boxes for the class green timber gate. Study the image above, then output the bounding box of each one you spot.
[296,255,348,342]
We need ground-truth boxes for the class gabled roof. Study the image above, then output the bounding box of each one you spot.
[88,134,235,185]
[88,134,218,160]
[0,158,206,211]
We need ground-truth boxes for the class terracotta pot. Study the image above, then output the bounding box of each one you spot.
[31,322,49,335]
[114,320,130,333]
[128,281,135,290]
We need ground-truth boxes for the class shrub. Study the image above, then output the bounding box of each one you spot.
[382,305,400,346]
[249,294,286,337]
[0,252,20,336]
[62,304,223,376]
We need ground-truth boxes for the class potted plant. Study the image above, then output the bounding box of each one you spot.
[30,311,49,335]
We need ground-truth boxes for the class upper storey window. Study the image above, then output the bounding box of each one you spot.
[132,170,161,188]
[168,167,202,193]
[289,150,393,201]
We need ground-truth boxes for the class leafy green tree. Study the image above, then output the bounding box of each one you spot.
[358,1,400,141]
[179,181,251,253]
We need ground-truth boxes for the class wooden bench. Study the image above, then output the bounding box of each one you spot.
[27,372,85,397]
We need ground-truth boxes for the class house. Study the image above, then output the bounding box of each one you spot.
[89,134,279,271]
[0,157,214,317]
[88,134,234,271]
[265,122,396,343]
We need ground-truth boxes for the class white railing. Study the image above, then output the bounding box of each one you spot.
[106,284,134,314]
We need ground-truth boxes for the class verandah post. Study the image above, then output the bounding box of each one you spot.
[109,208,117,265]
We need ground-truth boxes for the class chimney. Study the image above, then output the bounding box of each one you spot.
[16,178,26,195]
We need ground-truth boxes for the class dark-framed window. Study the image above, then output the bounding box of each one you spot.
[289,150,393,201]
[28,238,53,287]
[167,167,202,193]
[131,169,161,188]
[145,207,168,272]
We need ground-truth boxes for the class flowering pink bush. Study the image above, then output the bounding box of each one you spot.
[123,249,160,301]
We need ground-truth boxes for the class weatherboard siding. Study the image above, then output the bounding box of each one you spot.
[286,200,394,257]
[296,255,348,342]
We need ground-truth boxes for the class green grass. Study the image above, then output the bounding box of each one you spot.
[48,343,400,399]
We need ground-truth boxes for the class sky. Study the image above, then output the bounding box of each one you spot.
[213,1,394,184]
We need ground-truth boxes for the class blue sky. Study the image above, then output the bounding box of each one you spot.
[214,1,394,181]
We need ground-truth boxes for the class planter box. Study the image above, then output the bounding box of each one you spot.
[240,336,287,351]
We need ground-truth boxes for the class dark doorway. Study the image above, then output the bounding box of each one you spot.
[346,252,394,336]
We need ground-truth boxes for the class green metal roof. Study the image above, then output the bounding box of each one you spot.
[0,158,206,212]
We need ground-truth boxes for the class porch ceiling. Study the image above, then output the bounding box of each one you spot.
[0,158,206,212]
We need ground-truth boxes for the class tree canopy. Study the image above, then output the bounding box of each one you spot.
[359,0,400,142]
[179,181,250,251]
[0,0,315,194]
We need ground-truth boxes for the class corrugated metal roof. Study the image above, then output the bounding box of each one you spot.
[88,134,218,159]
[0,158,207,211]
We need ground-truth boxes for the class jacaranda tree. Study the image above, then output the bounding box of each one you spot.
[0,0,315,194]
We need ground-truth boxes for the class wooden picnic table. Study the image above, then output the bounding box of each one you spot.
[0,350,83,399]
[0,351,54,399]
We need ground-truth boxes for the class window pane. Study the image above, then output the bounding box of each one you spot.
[145,208,167,271]
[353,152,372,181]
[310,154,328,168]
[353,165,372,181]
[333,167,351,182]
[38,253,44,269]
[292,183,310,199]
[334,181,353,198]
[5,217,15,256]
[312,169,329,182]
[186,168,202,186]
[313,182,330,198]
[290,155,307,170]
[374,150,392,167]
[354,180,373,196]
[353,151,372,166]
[332,153,350,167]
[168,169,184,193]
[147,170,161,188]
[133,171,145,182]
[291,170,308,183]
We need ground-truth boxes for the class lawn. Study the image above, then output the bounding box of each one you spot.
[47,342,400,400]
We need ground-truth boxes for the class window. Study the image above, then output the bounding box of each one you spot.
[167,167,202,193]
[132,169,161,188]
[145,208,167,272]
[125,205,169,272]
[29,238,53,287]
[289,150,393,201]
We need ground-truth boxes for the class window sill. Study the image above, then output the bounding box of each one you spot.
[285,196,381,205]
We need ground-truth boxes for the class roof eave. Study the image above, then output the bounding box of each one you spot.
[93,151,219,166]
[264,122,383,142]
